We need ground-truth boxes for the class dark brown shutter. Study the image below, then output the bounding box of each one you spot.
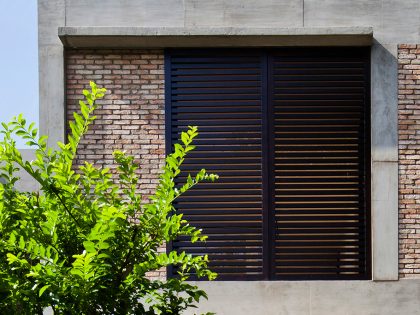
[166,50,265,280]
[166,48,371,280]
[269,48,370,280]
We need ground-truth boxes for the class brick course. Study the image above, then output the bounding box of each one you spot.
[398,44,420,278]
[65,49,166,279]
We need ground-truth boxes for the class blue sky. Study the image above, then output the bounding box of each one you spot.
[0,1,38,148]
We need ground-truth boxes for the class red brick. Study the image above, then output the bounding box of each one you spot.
[66,49,166,280]
[399,44,420,278]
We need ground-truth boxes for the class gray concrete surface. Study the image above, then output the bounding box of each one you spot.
[186,280,420,315]
[58,26,373,47]
[38,0,420,293]
[371,161,399,280]
[0,149,39,192]
[370,42,399,280]
[15,149,39,191]
[59,26,374,36]
[38,0,65,148]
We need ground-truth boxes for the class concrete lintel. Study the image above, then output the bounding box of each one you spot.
[58,26,373,48]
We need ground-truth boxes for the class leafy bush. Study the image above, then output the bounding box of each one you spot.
[0,82,217,314]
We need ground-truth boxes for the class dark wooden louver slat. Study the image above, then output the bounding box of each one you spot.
[167,50,265,280]
[269,48,370,280]
[167,48,370,281]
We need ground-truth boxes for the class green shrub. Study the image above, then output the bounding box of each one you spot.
[0,82,217,314]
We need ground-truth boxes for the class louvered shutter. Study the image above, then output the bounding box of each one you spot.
[166,50,265,280]
[270,48,370,279]
[166,48,370,280]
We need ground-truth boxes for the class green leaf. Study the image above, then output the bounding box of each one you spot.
[181,132,189,145]
[19,236,25,249]
[83,241,96,253]
[6,253,19,264]
[0,82,216,313]
[39,285,50,297]
[80,101,89,119]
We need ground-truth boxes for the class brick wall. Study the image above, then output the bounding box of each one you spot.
[398,44,420,278]
[65,49,166,279]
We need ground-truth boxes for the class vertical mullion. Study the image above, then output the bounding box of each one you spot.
[363,52,372,279]
[261,51,269,280]
[261,51,275,280]
[267,52,276,280]
[164,50,173,279]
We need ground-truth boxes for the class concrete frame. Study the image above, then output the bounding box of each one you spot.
[38,2,420,310]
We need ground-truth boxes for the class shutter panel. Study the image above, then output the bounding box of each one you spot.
[167,48,371,281]
[167,50,265,280]
[270,48,370,280]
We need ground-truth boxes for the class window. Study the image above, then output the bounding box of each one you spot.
[165,48,371,280]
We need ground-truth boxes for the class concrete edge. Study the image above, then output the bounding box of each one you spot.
[58,26,374,48]
[58,26,374,36]
[185,279,420,315]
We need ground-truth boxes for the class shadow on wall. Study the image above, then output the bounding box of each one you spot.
[371,39,398,161]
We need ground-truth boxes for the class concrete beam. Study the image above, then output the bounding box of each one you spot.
[187,280,420,315]
[58,26,373,48]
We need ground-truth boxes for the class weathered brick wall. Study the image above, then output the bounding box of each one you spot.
[65,49,166,279]
[398,44,420,278]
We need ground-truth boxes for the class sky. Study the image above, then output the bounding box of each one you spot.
[0,1,38,148]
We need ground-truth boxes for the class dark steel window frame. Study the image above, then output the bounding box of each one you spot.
[165,47,371,281]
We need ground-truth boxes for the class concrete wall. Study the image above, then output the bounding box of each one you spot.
[0,149,39,192]
[187,280,420,315]
[15,149,39,191]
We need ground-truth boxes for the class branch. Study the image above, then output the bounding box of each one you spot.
[115,225,139,286]
[49,185,82,231]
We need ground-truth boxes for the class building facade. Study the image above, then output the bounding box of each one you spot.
[38,1,420,314]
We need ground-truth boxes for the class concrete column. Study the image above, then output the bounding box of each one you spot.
[38,0,66,147]
[370,42,399,280]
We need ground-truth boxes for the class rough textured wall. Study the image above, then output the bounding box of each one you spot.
[65,49,166,279]
[398,44,420,278]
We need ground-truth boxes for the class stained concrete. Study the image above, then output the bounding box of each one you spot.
[183,0,304,28]
[304,0,382,29]
[58,26,374,48]
[372,161,399,280]
[371,42,398,162]
[187,280,420,315]
[65,0,185,28]
[378,0,420,44]
[38,0,65,148]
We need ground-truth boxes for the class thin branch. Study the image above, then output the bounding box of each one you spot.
[49,185,82,230]
[115,225,139,285]
[11,157,82,232]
